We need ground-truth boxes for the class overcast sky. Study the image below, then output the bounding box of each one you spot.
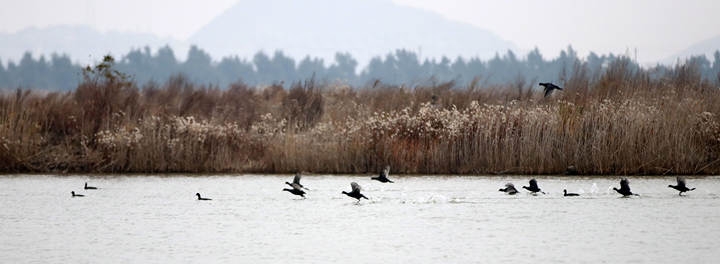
[1,0,719,63]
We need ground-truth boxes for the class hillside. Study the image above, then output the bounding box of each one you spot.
[189,0,516,64]
[663,34,720,64]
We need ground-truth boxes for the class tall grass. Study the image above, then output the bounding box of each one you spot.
[1,56,719,174]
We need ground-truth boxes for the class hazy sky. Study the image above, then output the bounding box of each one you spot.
[1,0,719,63]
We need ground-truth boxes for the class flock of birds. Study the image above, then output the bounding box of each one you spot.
[71,166,697,202]
[280,166,393,202]
[498,177,696,197]
[70,82,577,200]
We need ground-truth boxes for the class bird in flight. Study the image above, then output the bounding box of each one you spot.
[523,178,545,194]
[539,82,563,97]
[371,166,394,183]
[613,178,639,197]
[668,177,695,196]
[342,182,369,203]
[286,173,308,190]
[499,183,519,195]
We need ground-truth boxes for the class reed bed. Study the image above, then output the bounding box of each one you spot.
[1,57,719,174]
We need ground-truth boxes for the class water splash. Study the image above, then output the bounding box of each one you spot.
[606,186,615,195]
[590,183,599,194]
[424,194,449,203]
[400,193,451,204]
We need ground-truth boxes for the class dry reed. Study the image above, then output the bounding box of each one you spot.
[1,57,719,175]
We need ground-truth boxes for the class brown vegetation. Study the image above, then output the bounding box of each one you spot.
[1,56,719,175]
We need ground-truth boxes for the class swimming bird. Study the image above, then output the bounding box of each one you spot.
[498,183,519,195]
[523,179,545,194]
[196,193,212,200]
[539,82,563,97]
[565,165,578,175]
[283,186,306,198]
[563,189,580,197]
[84,182,97,190]
[285,173,308,190]
[71,191,84,197]
[613,178,638,197]
[371,166,394,183]
[342,182,368,202]
[668,177,695,196]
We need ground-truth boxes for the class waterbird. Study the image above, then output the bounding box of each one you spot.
[539,82,563,97]
[668,177,695,196]
[196,193,212,200]
[71,191,84,197]
[371,166,394,183]
[565,165,578,175]
[283,186,306,198]
[613,178,639,197]
[498,183,519,195]
[342,182,368,202]
[563,189,580,197]
[84,182,97,190]
[286,173,308,190]
[523,179,545,194]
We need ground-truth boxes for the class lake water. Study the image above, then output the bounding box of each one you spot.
[1,175,718,263]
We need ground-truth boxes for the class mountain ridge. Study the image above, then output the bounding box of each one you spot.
[189,0,516,64]
[663,34,720,64]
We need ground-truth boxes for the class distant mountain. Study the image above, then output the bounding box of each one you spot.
[189,0,516,64]
[663,34,720,65]
[0,0,515,66]
[0,25,184,64]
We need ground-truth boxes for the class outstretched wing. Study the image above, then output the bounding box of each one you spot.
[529,179,538,189]
[350,182,362,193]
[676,177,686,188]
[620,178,630,191]
[505,183,517,192]
[291,183,304,191]
[293,173,302,185]
[378,166,391,180]
[544,86,553,97]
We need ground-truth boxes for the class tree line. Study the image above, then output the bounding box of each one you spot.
[1,45,719,91]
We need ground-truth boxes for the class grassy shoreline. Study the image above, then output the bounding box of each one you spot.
[1,57,719,175]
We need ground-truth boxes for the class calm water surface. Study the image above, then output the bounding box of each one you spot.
[1,175,718,263]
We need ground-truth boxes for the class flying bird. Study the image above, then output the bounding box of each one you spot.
[342,182,369,202]
[498,183,519,195]
[523,179,545,194]
[539,82,563,97]
[283,186,306,198]
[286,173,308,190]
[371,166,394,183]
[613,178,638,197]
[668,177,695,196]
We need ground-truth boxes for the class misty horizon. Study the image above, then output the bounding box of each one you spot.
[1,0,719,66]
